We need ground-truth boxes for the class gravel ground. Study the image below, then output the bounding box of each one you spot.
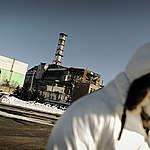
[0,116,53,150]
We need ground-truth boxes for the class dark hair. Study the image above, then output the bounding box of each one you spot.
[118,73,150,140]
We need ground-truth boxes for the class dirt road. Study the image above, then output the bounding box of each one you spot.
[0,116,53,150]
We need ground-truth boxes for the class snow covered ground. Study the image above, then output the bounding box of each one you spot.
[0,96,65,115]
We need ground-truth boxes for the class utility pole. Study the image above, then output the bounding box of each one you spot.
[8,59,15,92]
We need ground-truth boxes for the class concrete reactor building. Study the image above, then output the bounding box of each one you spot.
[25,33,103,103]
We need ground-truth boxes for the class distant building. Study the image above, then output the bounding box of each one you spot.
[25,33,104,103]
[0,55,28,88]
[25,63,103,103]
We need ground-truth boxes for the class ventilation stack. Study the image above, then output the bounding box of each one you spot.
[53,33,68,66]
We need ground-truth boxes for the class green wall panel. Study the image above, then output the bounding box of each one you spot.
[0,68,25,87]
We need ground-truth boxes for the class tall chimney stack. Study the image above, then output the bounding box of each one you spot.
[53,33,68,66]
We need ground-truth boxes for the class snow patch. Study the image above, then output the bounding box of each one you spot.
[0,96,65,115]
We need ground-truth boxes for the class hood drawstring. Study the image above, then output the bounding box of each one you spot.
[118,107,126,140]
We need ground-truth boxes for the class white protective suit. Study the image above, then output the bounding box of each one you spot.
[46,43,150,150]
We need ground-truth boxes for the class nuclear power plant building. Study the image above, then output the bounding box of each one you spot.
[25,33,103,103]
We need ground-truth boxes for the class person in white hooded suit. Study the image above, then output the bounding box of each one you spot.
[46,43,150,150]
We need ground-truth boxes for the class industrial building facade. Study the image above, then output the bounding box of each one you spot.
[25,33,104,103]
[25,63,103,103]
[0,55,28,88]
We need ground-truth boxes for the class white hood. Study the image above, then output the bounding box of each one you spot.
[46,43,150,150]
[125,43,150,83]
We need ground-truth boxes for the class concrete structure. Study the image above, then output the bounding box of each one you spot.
[0,56,28,88]
[53,33,68,66]
[25,33,103,103]
[25,64,103,103]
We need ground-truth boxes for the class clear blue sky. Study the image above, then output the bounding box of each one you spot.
[0,0,150,84]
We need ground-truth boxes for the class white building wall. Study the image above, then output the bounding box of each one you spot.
[0,56,28,75]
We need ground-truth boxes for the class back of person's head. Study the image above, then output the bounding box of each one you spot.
[118,73,150,140]
[125,73,150,111]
